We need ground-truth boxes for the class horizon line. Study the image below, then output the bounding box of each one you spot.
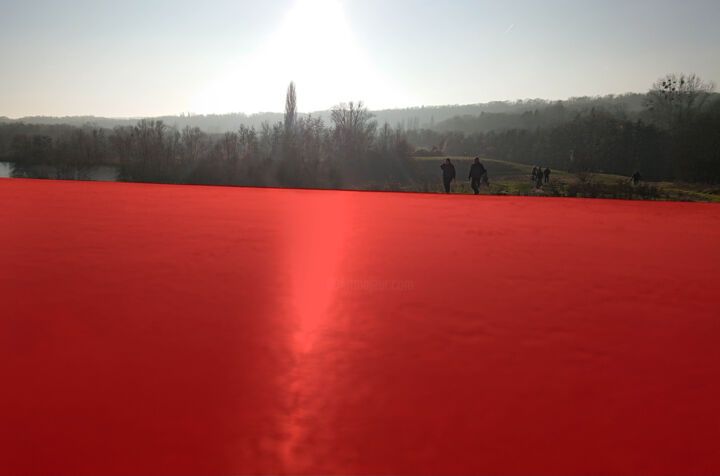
[1,90,659,121]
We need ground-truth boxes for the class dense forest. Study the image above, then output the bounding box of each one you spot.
[1,74,718,188]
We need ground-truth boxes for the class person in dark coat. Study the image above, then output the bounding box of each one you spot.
[544,167,551,183]
[441,158,456,193]
[536,165,544,188]
[468,157,486,194]
[631,171,642,186]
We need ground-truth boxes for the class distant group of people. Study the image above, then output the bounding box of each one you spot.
[440,157,489,194]
[531,166,551,188]
[440,158,643,195]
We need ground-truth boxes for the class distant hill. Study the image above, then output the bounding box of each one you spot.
[1,93,654,133]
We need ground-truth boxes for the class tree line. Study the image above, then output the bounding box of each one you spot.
[1,74,718,186]
[1,83,417,189]
[411,74,719,183]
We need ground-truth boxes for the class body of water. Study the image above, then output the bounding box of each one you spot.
[0,161,119,181]
[0,161,12,178]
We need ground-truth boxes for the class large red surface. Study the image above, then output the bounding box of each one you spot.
[1,178,719,474]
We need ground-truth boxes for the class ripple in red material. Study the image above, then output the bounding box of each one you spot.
[1,178,720,475]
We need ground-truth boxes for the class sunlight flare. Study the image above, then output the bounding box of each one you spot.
[190,0,414,113]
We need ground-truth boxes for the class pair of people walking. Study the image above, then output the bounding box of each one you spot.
[532,166,551,187]
[440,157,488,194]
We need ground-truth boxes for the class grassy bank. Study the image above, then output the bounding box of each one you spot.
[408,156,720,202]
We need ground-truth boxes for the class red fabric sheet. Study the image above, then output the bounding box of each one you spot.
[1,178,719,474]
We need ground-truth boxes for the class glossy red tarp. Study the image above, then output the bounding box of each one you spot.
[1,178,719,475]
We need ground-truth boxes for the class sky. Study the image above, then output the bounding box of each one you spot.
[1,0,719,118]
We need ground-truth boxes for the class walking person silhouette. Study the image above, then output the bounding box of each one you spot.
[441,158,456,194]
[468,157,486,195]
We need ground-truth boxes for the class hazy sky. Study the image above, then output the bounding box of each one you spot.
[1,0,719,117]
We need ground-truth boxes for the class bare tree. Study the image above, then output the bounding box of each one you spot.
[237,125,258,158]
[645,73,715,128]
[376,122,393,153]
[330,101,377,158]
[219,131,239,163]
[180,126,206,163]
[284,81,297,136]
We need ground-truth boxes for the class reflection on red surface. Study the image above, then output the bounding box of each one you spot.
[285,192,350,354]
[1,178,720,475]
[281,192,351,469]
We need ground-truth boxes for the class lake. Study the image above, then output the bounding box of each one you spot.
[0,161,119,181]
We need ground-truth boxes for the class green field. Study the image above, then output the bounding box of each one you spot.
[409,156,720,202]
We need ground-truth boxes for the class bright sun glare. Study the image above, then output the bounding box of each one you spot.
[190,0,413,114]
